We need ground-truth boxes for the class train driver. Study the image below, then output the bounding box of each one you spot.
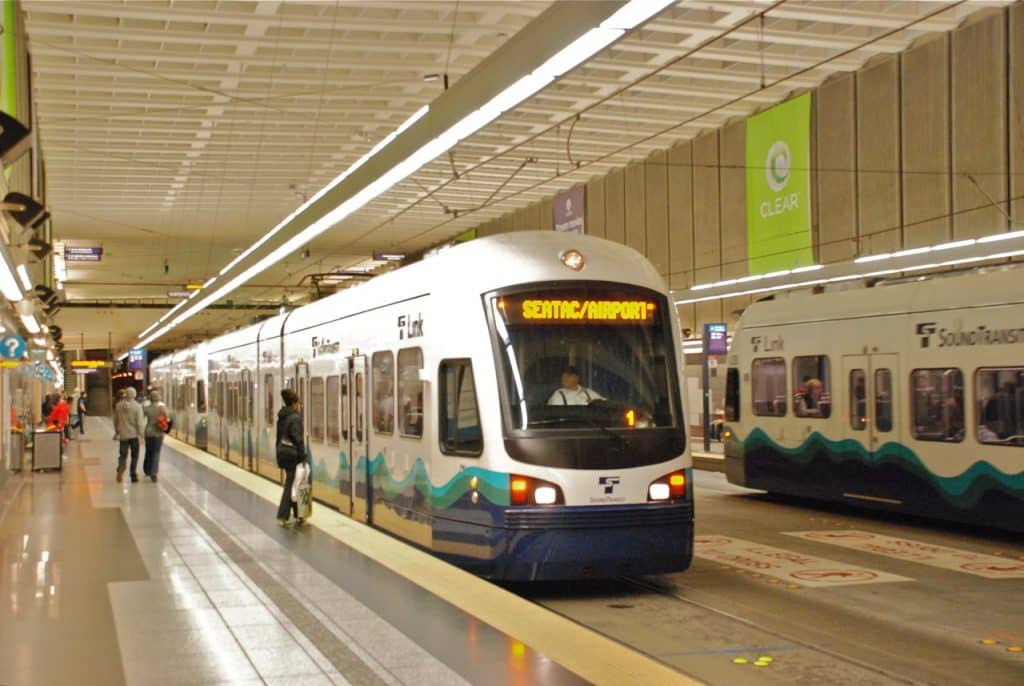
[548,366,604,406]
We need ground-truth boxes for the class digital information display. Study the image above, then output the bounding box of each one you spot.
[501,297,657,325]
[704,322,729,355]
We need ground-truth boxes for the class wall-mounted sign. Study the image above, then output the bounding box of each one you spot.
[0,360,25,368]
[127,348,147,372]
[185,283,204,290]
[553,186,585,234]
[167,290,191,298]
[64,246,103,262]
[0,334,26,360]
[372,252,405,262]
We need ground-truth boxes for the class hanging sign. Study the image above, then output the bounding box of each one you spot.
[0,334,26,360]
[553,186,585,234]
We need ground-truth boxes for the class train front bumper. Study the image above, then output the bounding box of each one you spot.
[494,501,694,581]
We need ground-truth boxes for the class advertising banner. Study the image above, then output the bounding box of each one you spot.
[553,186,585,234]
[745,93,813,274]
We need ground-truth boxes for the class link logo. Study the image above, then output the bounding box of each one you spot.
[598,476,621,494]
[916,322,937,348]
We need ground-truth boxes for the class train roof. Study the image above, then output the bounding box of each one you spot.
[282,231,661,335]
[740,266,1023,328]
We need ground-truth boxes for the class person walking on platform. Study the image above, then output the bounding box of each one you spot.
[76,391,88,434]
[114,387,146,483]
[142,390,169,483]
[275,388,307,526]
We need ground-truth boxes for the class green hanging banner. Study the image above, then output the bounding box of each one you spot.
[745,93,813,274]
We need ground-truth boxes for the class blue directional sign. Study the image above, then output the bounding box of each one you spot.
[0,334,27,360]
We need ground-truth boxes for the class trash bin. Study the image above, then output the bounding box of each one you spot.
[32,430,62,471]
[10,432,24,471]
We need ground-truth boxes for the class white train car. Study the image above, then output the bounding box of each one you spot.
[723,267,1024,532]
[207,326,259,469]
[153,232,694,580]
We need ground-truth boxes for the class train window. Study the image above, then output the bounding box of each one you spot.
[398,348,424,438]
[911,368,964,442]
[874,369,893,432]
[326,376,340,445]
[264,374,274,425]
[310,377,325,443]
[793,356,831,419]
[439,359,483,456]
[725,367,740,422]
[196,380,206,413]
[975,368,1024,446]
[341,374,350,442]
[355,372,365,442]
[751,358,786,417]
[849,369,866,431]
[372,352,394,435]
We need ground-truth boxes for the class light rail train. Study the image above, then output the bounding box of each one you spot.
[151,232,695,580]
[723,267,1024,532]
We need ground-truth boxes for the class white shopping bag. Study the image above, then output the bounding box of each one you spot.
[292,463,313,519]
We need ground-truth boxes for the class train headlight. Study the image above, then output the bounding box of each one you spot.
[509,474,565,506]
[647,470,687,501]
[648,483,670,500]
[534,486,557,505]
[560,249,585,271]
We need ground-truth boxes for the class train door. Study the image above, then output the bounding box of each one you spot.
[348,355,370,522]
[844,354,901,451]
[242,368,253,471]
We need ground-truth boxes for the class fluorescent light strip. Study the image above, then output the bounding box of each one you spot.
[216,105,430,279]
[676,248,1024,305]
[0,253,24,302]
[16,265,32,290]
[691,264,822,291]
[20,314,40,334]
[143,7,645,347]
[601,0,676,30]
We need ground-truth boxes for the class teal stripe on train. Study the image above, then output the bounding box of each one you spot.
[361,453,509,508]
[737,428,1024,508]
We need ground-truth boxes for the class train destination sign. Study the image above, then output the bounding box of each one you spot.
[504,298,657,325]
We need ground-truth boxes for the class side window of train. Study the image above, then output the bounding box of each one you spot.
[751,358,786,417]
[310,377,325,443]
[439,359,483,457]
[911,368,964,443]
[874,369,893,432]
[793,355,831,419]
[326,376,340,446]
[197,380,206,413]
[340,374,350,442]
[372,351,395,435]
[850,369,866,430]
[974,367,1024,446]
[264,374,274,425]
[398,348,424,439]
[724,367,740,422]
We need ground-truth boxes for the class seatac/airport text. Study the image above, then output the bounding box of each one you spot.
[521,299,655,322]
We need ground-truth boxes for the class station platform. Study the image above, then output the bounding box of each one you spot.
[0,418,693,686]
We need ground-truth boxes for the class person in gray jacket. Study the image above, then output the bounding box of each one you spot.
[114,387,147,483]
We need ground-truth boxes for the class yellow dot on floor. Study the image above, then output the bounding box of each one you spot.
[733,658,749,664]
[754,661,770,667]
[757,657,774,663]
[1008,646,1023,653]
[981,639,998,645]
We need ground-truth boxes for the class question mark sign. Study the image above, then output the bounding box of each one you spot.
[4,338,19,358]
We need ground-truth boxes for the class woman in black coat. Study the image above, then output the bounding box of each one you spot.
[275,388,307,525]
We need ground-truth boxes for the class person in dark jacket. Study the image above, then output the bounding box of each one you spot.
[275,388,307,526]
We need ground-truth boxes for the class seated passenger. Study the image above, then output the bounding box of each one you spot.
[795,378,825,417]
[547,366,604,406]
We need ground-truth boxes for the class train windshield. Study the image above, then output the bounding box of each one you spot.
[489,284,680,432]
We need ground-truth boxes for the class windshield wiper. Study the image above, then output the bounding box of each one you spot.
[527,415,627,450]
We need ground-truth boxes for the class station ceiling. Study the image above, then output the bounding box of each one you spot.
[20,0,1000,354]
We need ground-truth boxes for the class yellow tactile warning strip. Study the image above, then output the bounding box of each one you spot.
[165,438,701,686]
